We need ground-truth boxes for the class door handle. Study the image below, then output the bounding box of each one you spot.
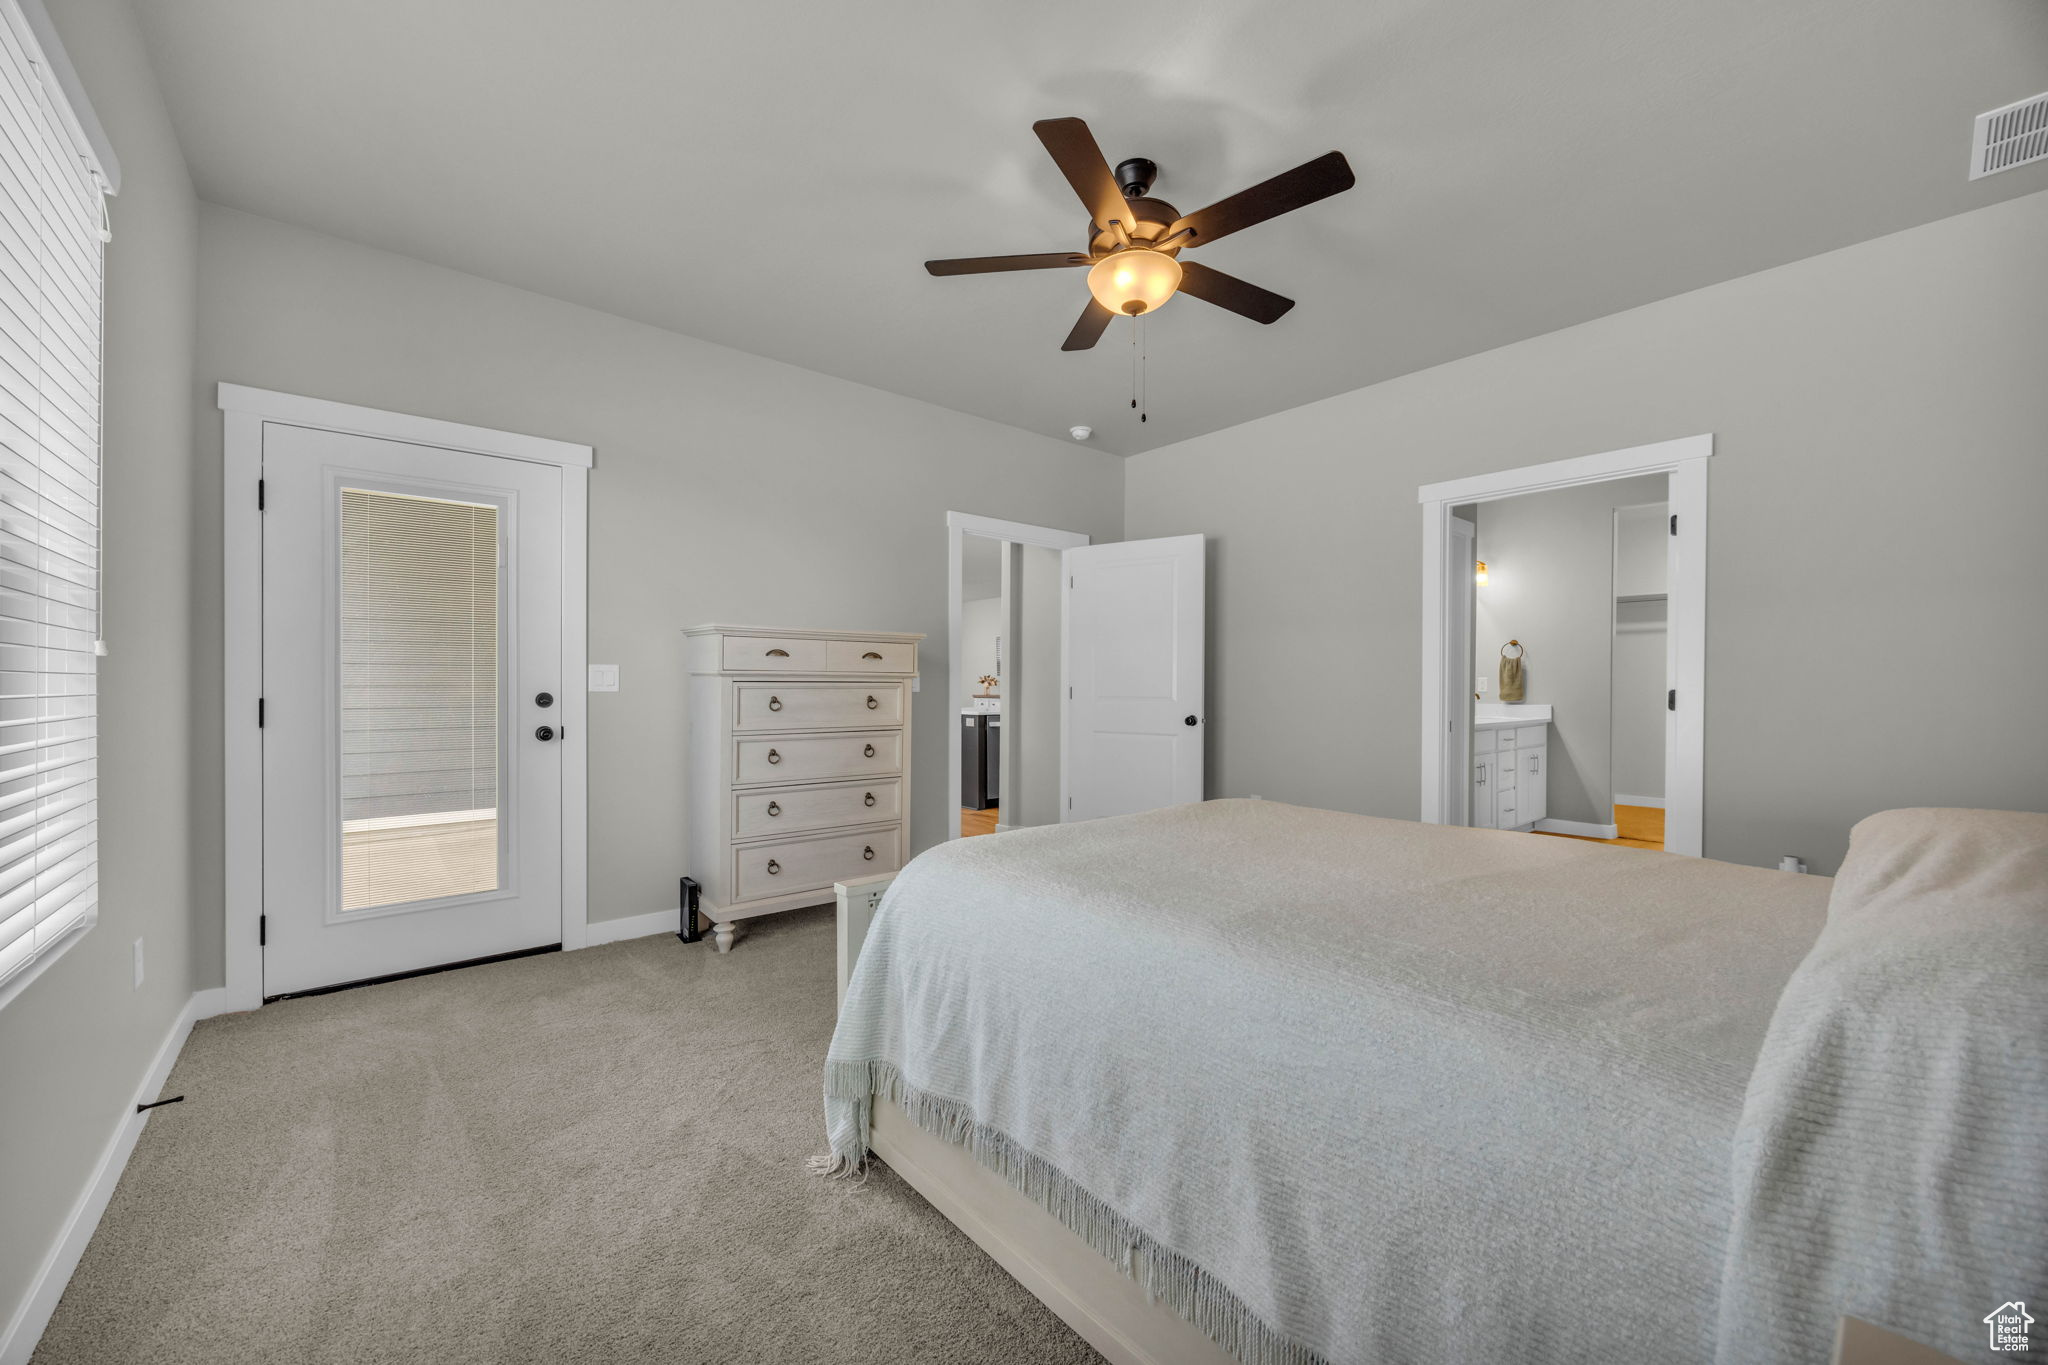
[766,859,781,875]
[766,748,781,764]
[768,695,782,711]
[866,695,879,709]
[766,801,781,817]
[535,691,554,708]
[863,743,876,758]
[863,791,876,807]
[534,725,556,742]
[1184,715,1198,726]
[863,845,876,861]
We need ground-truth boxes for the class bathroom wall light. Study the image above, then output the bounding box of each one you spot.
[1474,560,1489,586]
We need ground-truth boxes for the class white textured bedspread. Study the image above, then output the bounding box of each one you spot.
[825,800,1831,1364]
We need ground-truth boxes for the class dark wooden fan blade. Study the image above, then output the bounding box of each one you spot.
[925,253,1090,276]
[1176,260,1295,324]
[1171,151,1355,246]
[1033,118,1128,232]
[1061,299,1116,351]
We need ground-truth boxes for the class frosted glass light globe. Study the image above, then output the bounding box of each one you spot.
[1086,249,1182,316]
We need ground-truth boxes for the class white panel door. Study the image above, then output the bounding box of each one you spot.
[1062,535,1205,821]
[261,424,564,996]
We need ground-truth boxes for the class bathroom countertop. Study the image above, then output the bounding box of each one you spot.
[1475,703,1551,730]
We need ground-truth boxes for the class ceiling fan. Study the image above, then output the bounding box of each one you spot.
[925,118,1355,351]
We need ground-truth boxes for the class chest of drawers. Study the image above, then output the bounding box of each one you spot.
[684,625,922,952]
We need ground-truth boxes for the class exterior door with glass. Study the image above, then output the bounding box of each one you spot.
[260,423,563,996]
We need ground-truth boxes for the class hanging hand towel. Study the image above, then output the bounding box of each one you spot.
[1499,641,1525,702]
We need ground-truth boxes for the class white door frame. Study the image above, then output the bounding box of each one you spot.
[219,383,593,1011]
[1417,433,1710,856]
[944,512,1089,841]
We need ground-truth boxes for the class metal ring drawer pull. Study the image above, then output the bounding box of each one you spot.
[766,801,781,817]
[864,791,876,807]
[866,695,879,709]
[768,695,782,711]
[862,651,883,660]
[863,846,875,861]
[766,859,780,875]
[863,743,876,758]
[767,749,781,764]
[766,648,789,657]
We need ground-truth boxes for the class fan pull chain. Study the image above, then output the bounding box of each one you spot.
[1130,314,1139,415]
[1140,314,1148,424]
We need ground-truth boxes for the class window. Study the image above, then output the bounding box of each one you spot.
[0,0,110,1005]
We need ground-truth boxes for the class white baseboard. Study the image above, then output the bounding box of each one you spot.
[0,987,217,1365]
[583,908,680,947]
[1534,818,1621,839]
[1613,795,1666,810]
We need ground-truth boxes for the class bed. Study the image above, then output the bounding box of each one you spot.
[823,800,2047,1365]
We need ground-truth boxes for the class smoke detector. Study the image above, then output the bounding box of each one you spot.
[1970,92,2048,180]
[1069,425,1093,442]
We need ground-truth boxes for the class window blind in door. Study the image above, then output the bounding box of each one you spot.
[0,1,107,1000]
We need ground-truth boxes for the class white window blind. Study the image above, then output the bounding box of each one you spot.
[0,0,107,1003]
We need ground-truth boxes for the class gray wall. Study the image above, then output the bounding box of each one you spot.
[0,0,199,1334]
[1611,502,1669,803]
[1126,190,2048,874]
[192,205,1124,965]
[1472,474,1667,825]
[1014,544,1063,828]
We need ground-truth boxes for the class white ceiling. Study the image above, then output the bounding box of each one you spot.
[132,0,2048,455]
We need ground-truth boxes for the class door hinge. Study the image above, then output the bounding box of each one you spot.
[258,478,265,510]
[258,913,266,946]
[1668,688,1677,711]
[1669,513,1676,535]
[1068,797,1073,810]
[257,697,265,727]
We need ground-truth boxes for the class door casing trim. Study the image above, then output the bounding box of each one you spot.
[1416,432,1709,856]
[219,383,593,1011]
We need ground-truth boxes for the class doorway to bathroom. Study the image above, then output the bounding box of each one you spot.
[945,513,1088,839]
[1417,435,1709,857]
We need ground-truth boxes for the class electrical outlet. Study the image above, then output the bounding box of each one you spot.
[1476,674,1489,696]
[132,937,144,989]
[588,664,619,692]
[910,675,920,692]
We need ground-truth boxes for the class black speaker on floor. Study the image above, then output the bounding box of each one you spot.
[679,877,702,944]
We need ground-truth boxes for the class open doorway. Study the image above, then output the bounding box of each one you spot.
[946,513,1089,840]
[1419,436,1708,857]
[1452,474,1667,848]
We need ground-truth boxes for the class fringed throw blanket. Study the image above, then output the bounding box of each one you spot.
[824,800,1830,1364]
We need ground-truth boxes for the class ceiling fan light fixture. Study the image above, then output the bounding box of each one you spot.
[1086,248,1181,316]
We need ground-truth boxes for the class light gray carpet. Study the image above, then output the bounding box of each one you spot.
[33,907,1103,1364]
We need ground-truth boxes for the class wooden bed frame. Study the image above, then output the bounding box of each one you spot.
[830,873,1959,1365]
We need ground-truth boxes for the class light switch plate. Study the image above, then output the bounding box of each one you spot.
[588,664,619,692]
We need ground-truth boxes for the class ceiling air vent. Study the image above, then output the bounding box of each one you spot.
[1971,92,2048,179]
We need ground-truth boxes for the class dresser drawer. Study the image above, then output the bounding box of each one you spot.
[825,639,915,674]
[734,682,903,732]
[721,635,827,671]
[735,828,902,902]
[734,730,900,785]
[734,779,900,839]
